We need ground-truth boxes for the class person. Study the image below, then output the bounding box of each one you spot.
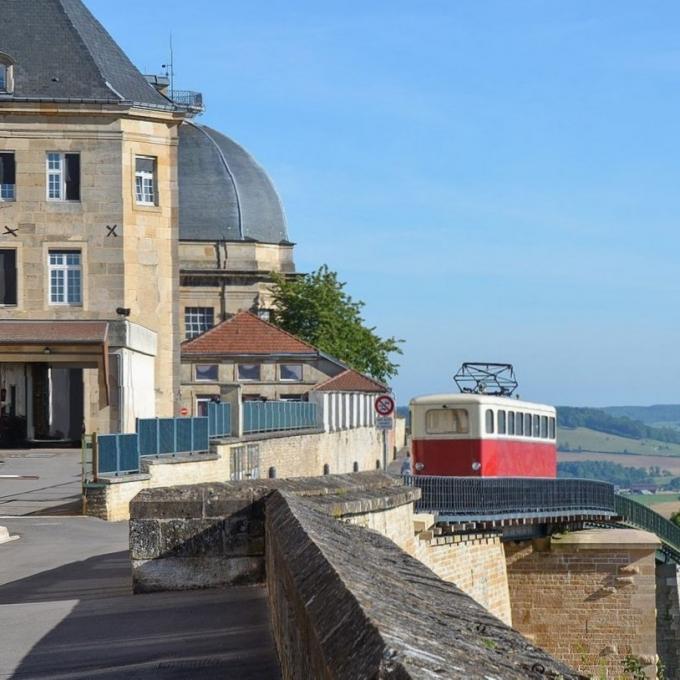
[400,452,412,476]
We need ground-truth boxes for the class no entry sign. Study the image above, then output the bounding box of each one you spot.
[374,394,395,417]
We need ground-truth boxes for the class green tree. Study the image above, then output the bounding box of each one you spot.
[269,265,403,383]
[671,511,680,529]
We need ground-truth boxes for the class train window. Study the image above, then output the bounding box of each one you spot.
[540,416,548,438]
[549,417,556,439]
[524,413,531,436]
[507,411,515,435]
[485,409,495,434]
[425,408,469,434]
[533,415,541,438]
[515,412,523,436]
[497,410,506,434]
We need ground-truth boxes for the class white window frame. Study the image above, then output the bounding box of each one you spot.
[48,250,82,305]
[0,63,13,94]
[46,152,79,202]
[0,64,6,92]
[238,363,261,382]
[135,156,156,205]
[184,307,214,339]
[195,364,219,382]
[0,152,15,202]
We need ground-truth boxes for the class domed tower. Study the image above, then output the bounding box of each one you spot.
[177,122,295,339]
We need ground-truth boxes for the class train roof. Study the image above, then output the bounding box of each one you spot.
[409,393,555,412]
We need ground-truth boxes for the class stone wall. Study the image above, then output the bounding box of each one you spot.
[129,472,411,591]
[85,425,383,521]
[265,490,583,680]
[657,562,680,678]
[415,531,512,626]
[505,529,659,678]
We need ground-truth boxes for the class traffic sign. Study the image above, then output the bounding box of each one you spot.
[374,394,395,416]
[180,407,189,416]
[376,416,393,430]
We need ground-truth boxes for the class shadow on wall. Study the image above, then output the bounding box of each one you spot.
[0,550,280,679]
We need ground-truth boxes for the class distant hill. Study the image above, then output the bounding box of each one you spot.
[557,406,680,445]
[603,404,680,429]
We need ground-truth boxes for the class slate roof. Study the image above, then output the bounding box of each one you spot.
[0,0,171,109]
[181,312,316,356]
[312,369,387,393]
[0,320,108,344]
[178,123,289,243]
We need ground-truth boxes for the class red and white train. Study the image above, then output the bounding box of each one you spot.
[409,393,557,478]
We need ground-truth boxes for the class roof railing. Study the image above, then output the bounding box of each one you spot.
[170,90,204,113]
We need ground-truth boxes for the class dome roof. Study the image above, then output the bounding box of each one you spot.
[178,123,289,243]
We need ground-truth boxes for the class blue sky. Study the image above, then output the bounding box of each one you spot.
[91,1,680,406]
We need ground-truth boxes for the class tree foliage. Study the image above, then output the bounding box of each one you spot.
[269,265,403,383]
[558,406,680,444]
[558,461,656,487]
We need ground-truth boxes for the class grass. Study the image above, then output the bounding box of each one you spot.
[557,426,680,457]
[619,492,680,507]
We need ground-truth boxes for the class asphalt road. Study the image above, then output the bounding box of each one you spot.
[0,517,281,679]
[0,449,82,516]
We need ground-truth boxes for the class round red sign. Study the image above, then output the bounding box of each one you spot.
[374,394,395,416]
[180,407,189,416]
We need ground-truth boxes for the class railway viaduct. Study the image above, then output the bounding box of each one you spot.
[129,472,679,679]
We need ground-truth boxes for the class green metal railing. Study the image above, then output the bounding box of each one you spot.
[243,401,317,434]
[615,494,680,561]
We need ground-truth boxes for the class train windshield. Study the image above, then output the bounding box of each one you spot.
[425,408,469,434]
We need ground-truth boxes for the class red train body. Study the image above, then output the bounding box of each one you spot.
[409,394,557,478]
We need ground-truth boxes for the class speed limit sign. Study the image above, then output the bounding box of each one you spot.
[374,394,395,417]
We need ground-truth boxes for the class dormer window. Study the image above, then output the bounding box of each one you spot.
[0,54,15,94]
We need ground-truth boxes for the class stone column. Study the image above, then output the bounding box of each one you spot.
[505,528,659,678]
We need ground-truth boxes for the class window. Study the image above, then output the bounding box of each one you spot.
[425,408,469,434]
[0,65,6,92]
[0,61,13,94]
[135,156,156,205]
[238,364,261,381]
[196,395,217,417]
[279,394,303,401]
[549,417,556,439]
[195,364,218,381]
[0,153,15,201]
[184,307,214,338]
[497,410,506,435]
[524,413,531,437]
[46,153,80,201]
[515,411,523,436]
[0,249,17,305]
[533,414,541,438]
[280,364,302,382]
[507,410,515,435]
[485,409,495,434]
[48,250,81,305]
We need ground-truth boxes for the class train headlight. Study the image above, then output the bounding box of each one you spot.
[471,462,481,471]
[414,462,424,471]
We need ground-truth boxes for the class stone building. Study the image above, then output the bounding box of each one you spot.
[0,0,297,443]
[180,311,386,415]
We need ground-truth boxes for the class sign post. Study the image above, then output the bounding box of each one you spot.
[374,395,395,470]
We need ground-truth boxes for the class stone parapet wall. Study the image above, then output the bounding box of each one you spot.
[505,529,659,678]
[657,562,680,678]
[266,490,583,680]
[129,472,411,592]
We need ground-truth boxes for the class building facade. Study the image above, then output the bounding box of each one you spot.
[0,0,296,443]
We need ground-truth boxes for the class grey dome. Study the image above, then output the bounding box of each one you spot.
[178,123,289,243]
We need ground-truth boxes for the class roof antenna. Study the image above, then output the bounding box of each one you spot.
[161,33,175,101]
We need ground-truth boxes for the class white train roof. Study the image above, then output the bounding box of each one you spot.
[409,393,555,412]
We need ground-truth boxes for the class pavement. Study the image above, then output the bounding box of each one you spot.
[0,456,281,679]
[0,449,83,516]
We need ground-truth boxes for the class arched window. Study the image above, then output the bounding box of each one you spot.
[0,53,15,94]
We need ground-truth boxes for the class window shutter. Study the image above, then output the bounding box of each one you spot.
[0,153,14,185]
[65,154,80,200]
[0,250,17,305]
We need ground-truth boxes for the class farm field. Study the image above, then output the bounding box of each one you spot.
[557,451,680,475]
[619,493,680,519]
[557,426,680,456]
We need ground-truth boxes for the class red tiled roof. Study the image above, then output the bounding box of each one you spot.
[0,320,108,344]
[181,311,318,356]
[312,368,387,393]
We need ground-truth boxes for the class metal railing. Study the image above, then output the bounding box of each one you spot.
[615,494,680,560]
[243,401,317,434]
[170,90,204,111]
[405,476,617,521]
[207,402,231,438]
[137,417,209,457]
